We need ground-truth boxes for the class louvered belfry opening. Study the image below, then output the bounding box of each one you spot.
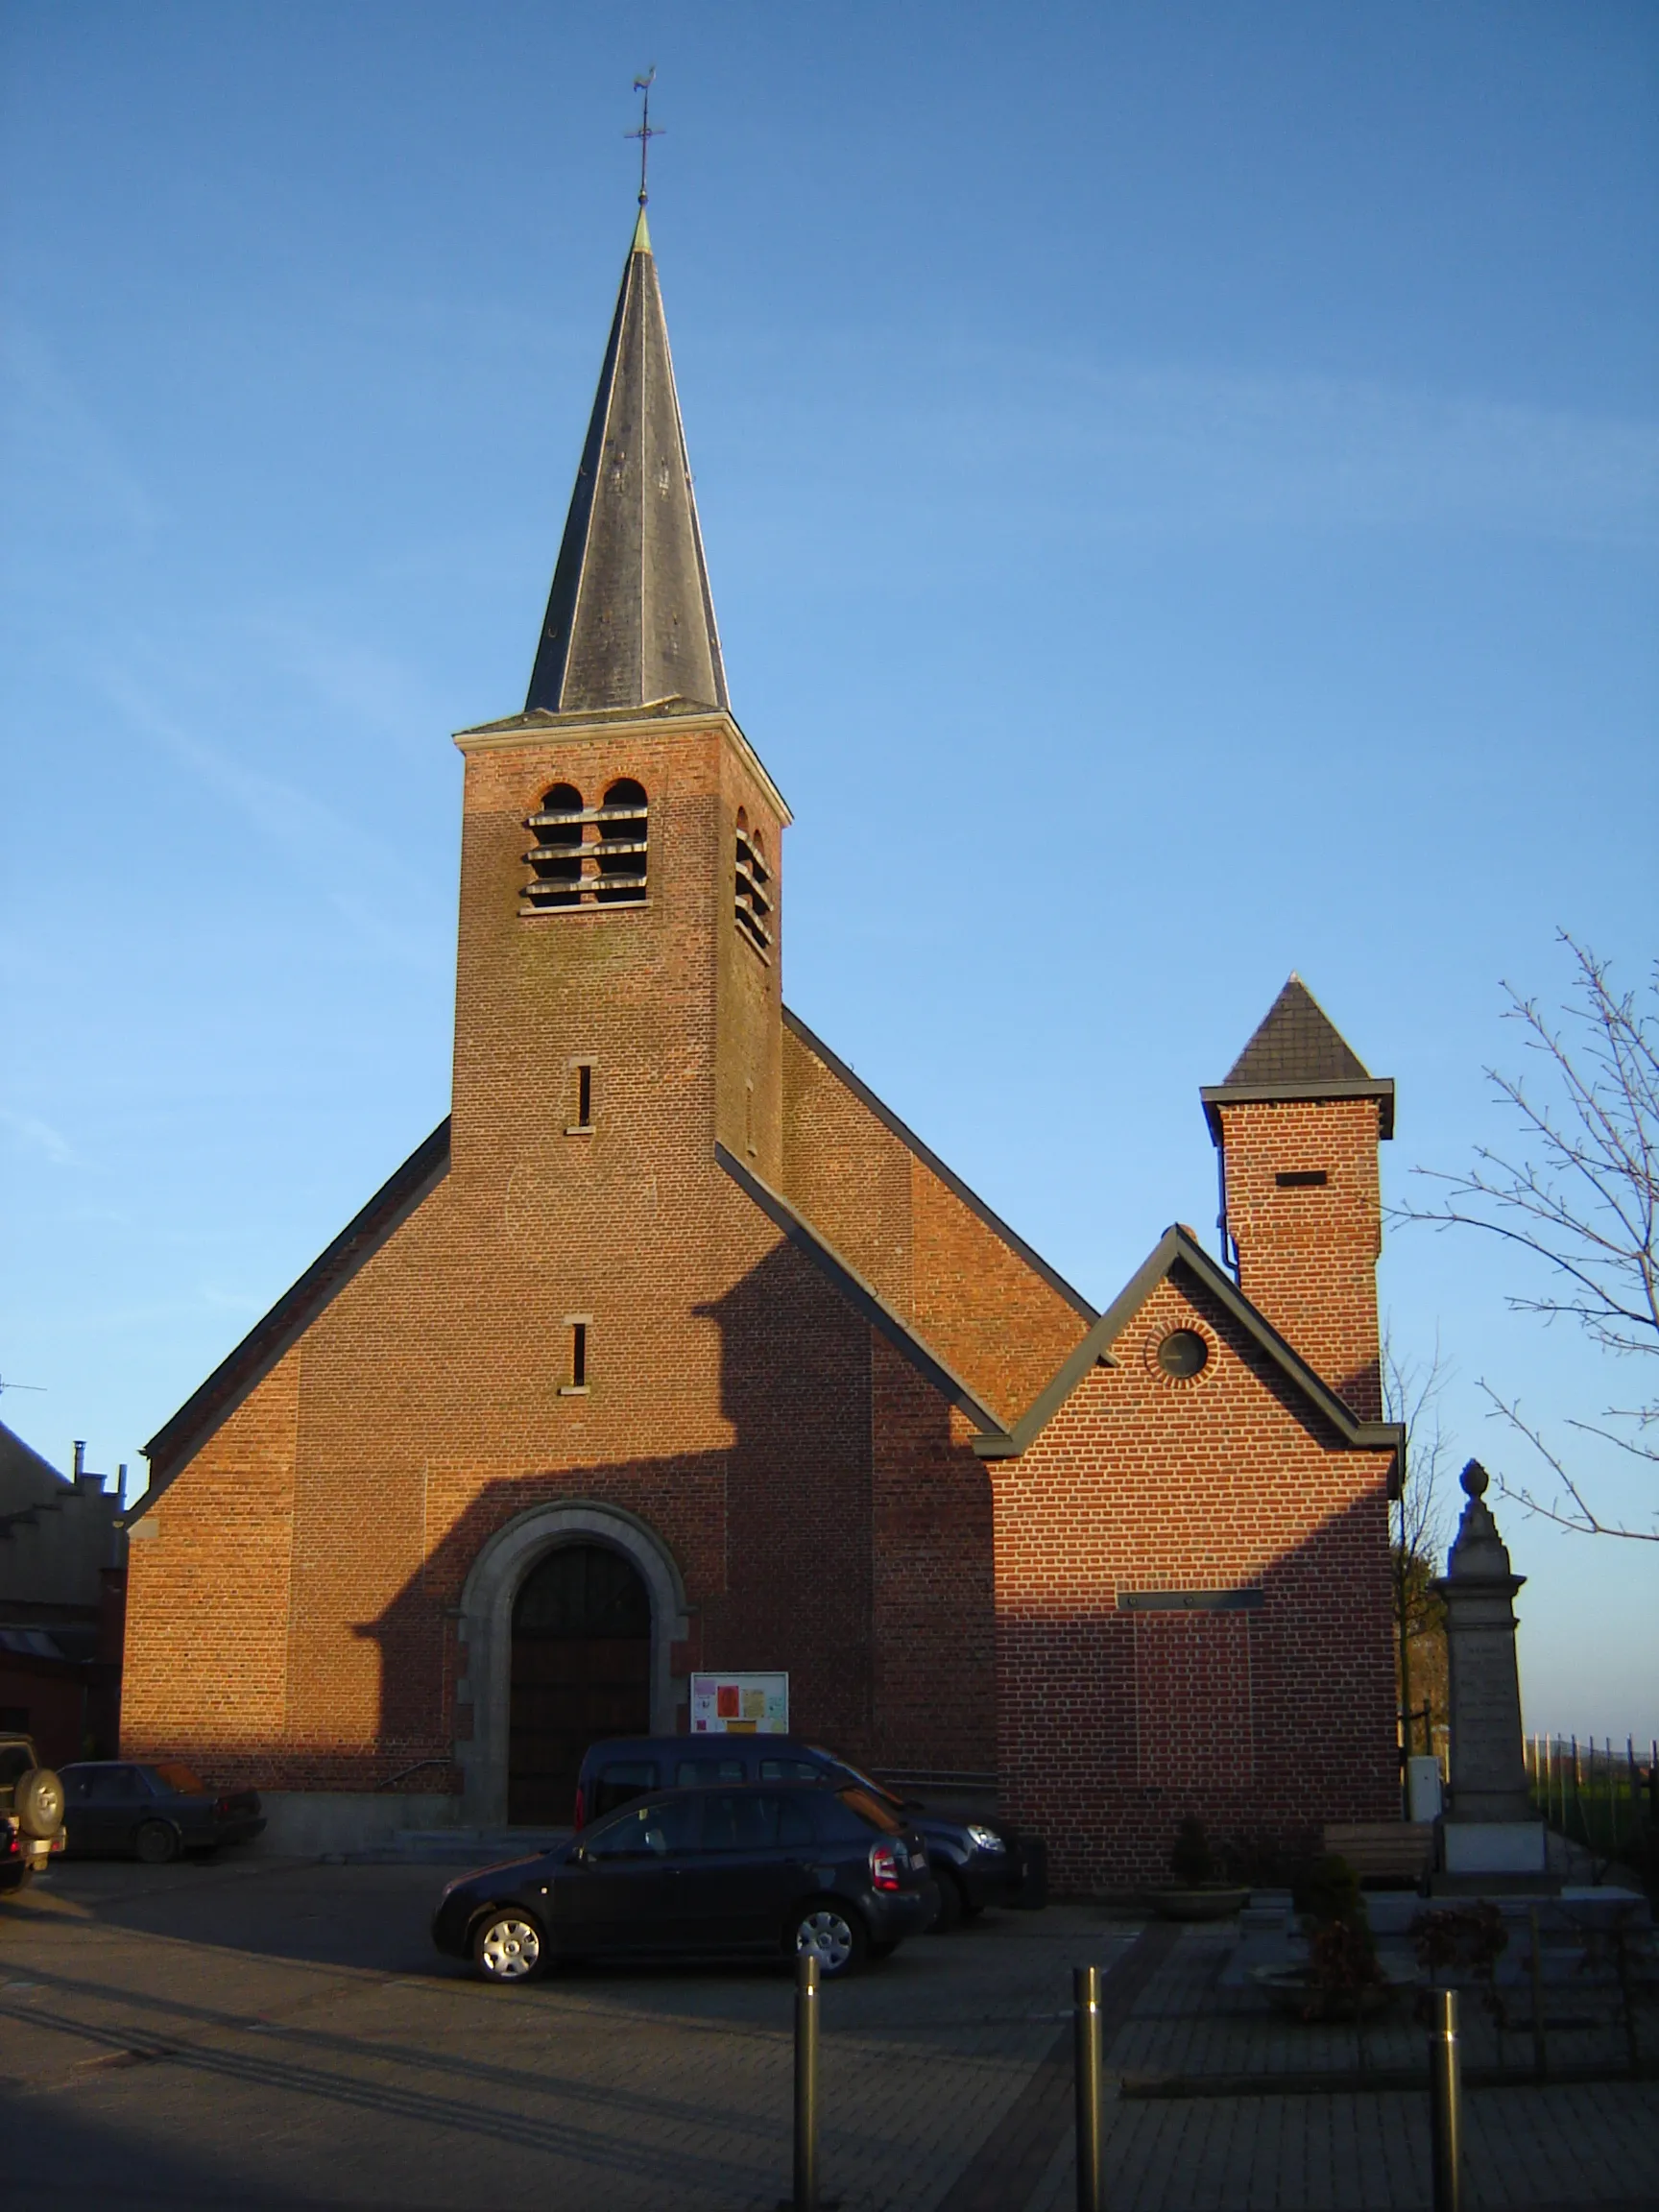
[521,778,649,913]
[734,807,772,954]
[508,1543,652,1824]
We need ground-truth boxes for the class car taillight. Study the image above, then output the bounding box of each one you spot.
[215,1797,231,1816]
[572,1785,586,1832]
[870,1840,902,1892]
[3,1829,18,1858]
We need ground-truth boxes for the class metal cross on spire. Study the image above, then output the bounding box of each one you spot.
[627,68,662,206]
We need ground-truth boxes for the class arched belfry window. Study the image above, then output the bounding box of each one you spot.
[595,779,649,905]
[524,783,584,908]
[734,808,772,956]
[521,778,649,913]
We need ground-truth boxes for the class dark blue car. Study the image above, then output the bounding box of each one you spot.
[432,1779,931,1984]
[573,1735,1046,1930]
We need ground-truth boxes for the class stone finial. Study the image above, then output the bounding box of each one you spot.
[1443,1457,1517,1587]
[1461,1458,1489,1499]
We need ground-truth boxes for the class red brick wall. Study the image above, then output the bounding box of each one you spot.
[993,1267,1398,1893]
[781,1024,1090,1427]
[870,1338,997,1772]
[123,1348,299,1769]
[1218,1098,1384,1418]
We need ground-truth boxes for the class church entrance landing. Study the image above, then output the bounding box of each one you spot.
[508,1544,652,1824]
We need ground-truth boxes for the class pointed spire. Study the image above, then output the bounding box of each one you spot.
[1200,974,1395,1141]
[1224,974,1372,1088]
[525,217,729,717]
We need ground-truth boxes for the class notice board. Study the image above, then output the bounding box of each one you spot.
[690,1671,789,1735]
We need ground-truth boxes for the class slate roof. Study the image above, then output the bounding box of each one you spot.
[524,208,730,718]
[1200,975,1395,1141]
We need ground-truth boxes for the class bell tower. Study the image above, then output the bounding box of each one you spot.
[448,208,789,1232]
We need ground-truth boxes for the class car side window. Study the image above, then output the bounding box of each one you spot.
[109,1767,147,1800]
[63,1769,96,1805]
[0,1745,33,1789]
[759,1758,824,1783]
[673,1759,746,1789]
[777,1795,818,1847]
[585,1798,697,1861]
[699,1792,810,1852]
[592,1761,658,1818]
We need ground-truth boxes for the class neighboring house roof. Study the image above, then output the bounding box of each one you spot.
[972,1223,1405,1477]
[136,1118,453,1509]
[781,1008,1097,1323]
[1200,974,1395,1141]
[715,1143,1008,1436]
[0,1420,67,1511]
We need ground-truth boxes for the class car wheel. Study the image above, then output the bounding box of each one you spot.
[928,1870,964,1934]
[472,1910,547,1984]
[792,1901,867,1981]
[134,1820,180,1866]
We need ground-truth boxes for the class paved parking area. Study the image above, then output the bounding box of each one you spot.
[1,1858,1653,2210]
[0,1855,1132,2211]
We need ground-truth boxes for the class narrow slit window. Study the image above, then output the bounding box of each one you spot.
[574,1064,593,1129]
[744,1080,755,1156]
[1275,1169,1328,1189]
[734,808,772,954]
[563,1321,588,1392]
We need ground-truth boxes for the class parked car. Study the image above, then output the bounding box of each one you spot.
[58,1762,266,1863]
[573,1736,1044,1931]
[0,1735,66,1893]
[433,1779,931,1984]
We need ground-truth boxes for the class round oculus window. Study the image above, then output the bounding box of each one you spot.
[1156,1329,1210,1381]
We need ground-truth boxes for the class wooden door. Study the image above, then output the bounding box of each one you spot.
[508,1545,652,1824]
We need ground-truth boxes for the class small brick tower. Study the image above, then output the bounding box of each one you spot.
[1201,976,1394,1419]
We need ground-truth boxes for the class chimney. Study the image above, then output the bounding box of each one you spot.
[1200,975,1394,1420]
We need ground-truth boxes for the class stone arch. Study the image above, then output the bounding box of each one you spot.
[455,1501,689,1825]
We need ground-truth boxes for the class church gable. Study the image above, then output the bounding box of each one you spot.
[975,1225,1403,1472]
[137,1118,452,1507]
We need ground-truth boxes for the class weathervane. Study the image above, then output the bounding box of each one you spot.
[627,68,661,207]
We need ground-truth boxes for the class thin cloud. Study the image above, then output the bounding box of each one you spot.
[0,1110,77,1166]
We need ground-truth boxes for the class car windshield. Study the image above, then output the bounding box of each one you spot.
[810,1747,903,1812]
[148,1763,207,1795]
[837,1786,903,1836]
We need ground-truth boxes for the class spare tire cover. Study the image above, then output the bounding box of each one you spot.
[14,1767,64,1839]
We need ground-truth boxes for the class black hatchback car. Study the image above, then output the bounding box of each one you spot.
[433,1780,930,1984]
[574,1736,1044,1930]
[58,1762,266,1863]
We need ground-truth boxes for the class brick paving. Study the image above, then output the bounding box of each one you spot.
[1,1861,1654,2210]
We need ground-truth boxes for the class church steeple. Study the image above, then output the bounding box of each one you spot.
[525,211,730,716]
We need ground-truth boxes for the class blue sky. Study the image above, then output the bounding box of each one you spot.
[3,4,1655,1738]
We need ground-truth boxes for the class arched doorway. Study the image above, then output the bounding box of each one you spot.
[507,1543,652,1823]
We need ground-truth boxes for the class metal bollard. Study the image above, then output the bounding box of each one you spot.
[1073,1963,1105,2212]
[780,1949,839,2211]
[1429,1986,1464,2212]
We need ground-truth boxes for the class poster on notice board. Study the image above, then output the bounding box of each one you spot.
[690,1671,788,1734]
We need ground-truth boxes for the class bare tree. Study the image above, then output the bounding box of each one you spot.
[1401,933,1659,1542]
[1384,1327,1453,1763]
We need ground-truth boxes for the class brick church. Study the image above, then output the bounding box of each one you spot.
[122,207,1404,1888]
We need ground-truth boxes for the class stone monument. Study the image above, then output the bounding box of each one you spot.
[1430,1459,1552,1890]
